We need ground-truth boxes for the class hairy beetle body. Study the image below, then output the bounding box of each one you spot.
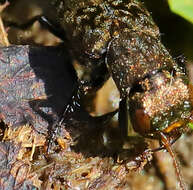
[51,0,160,69]
[48,0,192,139]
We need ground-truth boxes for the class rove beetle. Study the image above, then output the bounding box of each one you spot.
[3,0,193,189]
[38,0,192,188]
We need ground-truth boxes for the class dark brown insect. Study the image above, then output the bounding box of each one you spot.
[46,0,192,189]
[3,0,193,189]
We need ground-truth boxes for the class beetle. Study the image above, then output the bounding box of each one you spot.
[3,0,193,189]
[44,1,192,144]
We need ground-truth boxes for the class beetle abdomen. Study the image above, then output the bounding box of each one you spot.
[51,0,160,67]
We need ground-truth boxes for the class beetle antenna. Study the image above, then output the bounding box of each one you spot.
[159,132,186,190]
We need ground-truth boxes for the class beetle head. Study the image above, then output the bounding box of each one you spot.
[129,69,192,138]
[106,32,193,139]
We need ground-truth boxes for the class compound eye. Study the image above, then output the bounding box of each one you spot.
[131,108,151,135]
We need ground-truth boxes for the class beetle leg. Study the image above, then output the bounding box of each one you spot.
[4,15,67,41]
[35,16,67,41]
[150,132,182,152]
[59,86,118,127]
[47,86,81,152]
[118,98,129,138]
[118,97,136,138]
[125,149,153,171]
[159,132,185,190]
[48,86,117,152]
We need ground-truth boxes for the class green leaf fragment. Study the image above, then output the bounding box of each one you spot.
[188,122,193,130]
[168,0,193,24]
